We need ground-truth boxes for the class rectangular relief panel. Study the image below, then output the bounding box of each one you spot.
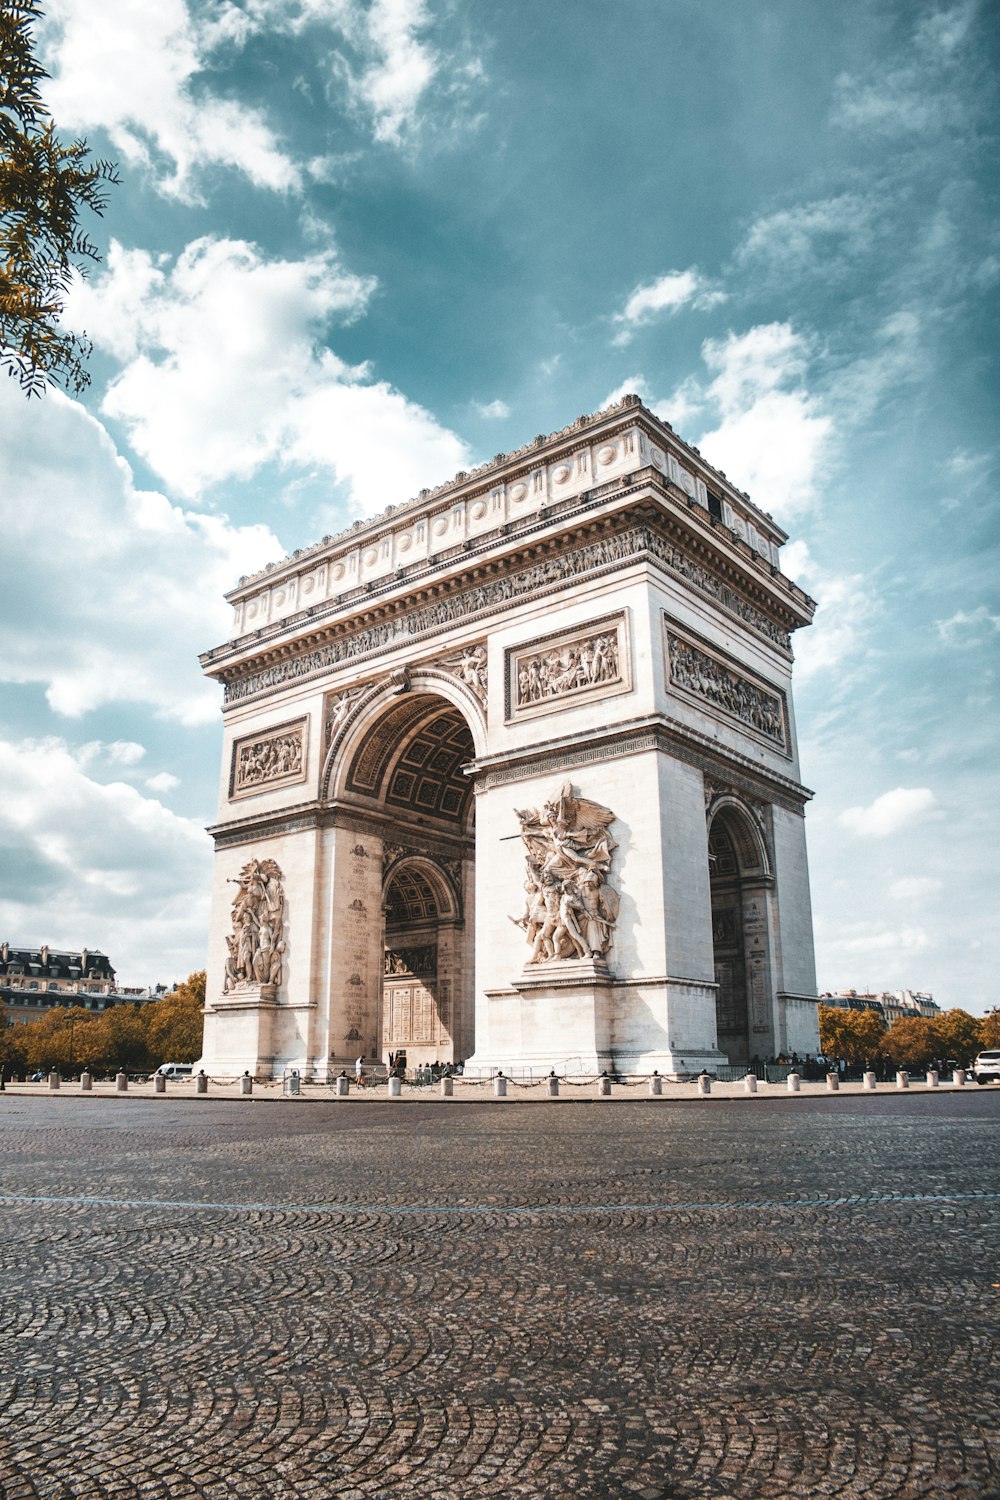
[505,610,631,723]
[230,716,308,800]
[664,617,789,754]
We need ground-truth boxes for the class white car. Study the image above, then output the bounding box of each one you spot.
[972,1050,1000,1084]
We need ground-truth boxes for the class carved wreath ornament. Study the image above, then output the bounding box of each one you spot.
[510,783,620,963]
[224,857,286,992]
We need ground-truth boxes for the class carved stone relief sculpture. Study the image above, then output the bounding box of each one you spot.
[506,614,630,721]
[436,642,488,706]
[231,720,306,797]
[223,857,286,991]
[510,783,620,963]
[667,628,787,750]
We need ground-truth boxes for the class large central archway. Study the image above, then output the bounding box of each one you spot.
[332,685,478,1071]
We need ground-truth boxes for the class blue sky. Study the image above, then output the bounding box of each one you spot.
[1,0,996,1006]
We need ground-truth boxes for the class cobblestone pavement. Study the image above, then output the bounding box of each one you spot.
[1,1094,998,1499]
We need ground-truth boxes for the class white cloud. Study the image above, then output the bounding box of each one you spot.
[695,324,832,517]
[832,1,978,138]
[601,376,650,409]
[780,541,874,683]
[935,605,1000,646]
[737,194,877,275]
[473,398,510,420]
[351,0,438,144]
[41,0,299,200]
[0,385,283,724]
[888,877,944,902]
[66,236,468,513]
[839,787,940,838]
[146,772,182,794]
[612,268,725,345]
[0,736,210,983]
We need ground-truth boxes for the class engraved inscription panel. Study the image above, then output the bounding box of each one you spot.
[665,623,788,752]
[231,718,307,799]
[506,613,630,722]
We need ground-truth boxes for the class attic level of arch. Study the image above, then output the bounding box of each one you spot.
[205,496,815,710]
[224,397,786,606]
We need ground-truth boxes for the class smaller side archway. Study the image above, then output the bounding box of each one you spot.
[707,796,775,1067]
[381,855,469,1068]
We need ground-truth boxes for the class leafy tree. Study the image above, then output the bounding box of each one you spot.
[818,1005,886,1071]
[1,0,117,394]
[22,1004,101,1073]
[142,971,206,1065]
[882,1016,940,1071]
[979,1011,1000,1049]
[93,1003,150,1074]
[934,1009,983,1068]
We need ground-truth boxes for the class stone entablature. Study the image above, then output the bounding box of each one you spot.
[208,514,809,712]
[210,399,801,654]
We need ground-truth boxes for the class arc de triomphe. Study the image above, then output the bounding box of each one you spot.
[199,395,819,1079]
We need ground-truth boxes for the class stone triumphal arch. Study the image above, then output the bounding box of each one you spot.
[199,396,820,1078]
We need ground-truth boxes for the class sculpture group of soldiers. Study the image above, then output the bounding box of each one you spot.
[669,639,783,742]
[512,784,620,963]
[236,734,303,788]
[224,858,286,990]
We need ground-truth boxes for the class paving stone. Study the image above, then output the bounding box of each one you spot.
[0,1093,997,1497]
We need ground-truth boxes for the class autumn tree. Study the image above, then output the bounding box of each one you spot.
[93,1003,150,1074]
[0,0,117,394]
[934,1009,983,1068]
[818,1005,887,1073]
[882,1016,940,1072]
[142,971,206,1065]
[979,1011,1000,1049]
[21,1004,102,1073]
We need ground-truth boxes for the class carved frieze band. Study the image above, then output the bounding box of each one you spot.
[384,946,437,977]
[665,623,788,753]
[223,525,790,706]
[505,612,630,722]
[230,717,307,800]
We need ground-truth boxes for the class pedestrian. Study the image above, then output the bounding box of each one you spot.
[355,1055,364,1086]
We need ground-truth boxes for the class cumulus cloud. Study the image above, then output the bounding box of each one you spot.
[0,384,283,724]
[472,398,510,420]
[612,268,725,345]
[66,236,469,512]
[0,736,211,982]
[779,541,875,683]
[693,324,832,518]
[41,0,299,200]
[838,787,940,838]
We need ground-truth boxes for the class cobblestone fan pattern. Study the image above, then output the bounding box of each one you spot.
[1,1095,998,1499]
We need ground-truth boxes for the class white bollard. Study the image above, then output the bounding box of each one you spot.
[387,1076,401,1097]
[649,1073,663,1096]
[154,1074,166,1093]
[953,1068,967,1086]
[196,1073,208,1094]
[597,1074,612,1096]
[863,1071,877,1090]
[787,1072,801,1093]
[335,1075,349,1097]
[826,1073,840,1092]
[241,1074,253,1096]
[697,1074,712,1096]
[116,1072,128,1092]
[926,1069,939,1088]
[80,1072,92,1092]
[48,1072,61,1091]
[896,1071,909,1090]
[744,1073,757,1094]
[493,1073,507,1098]
[440,1075,454,1097]
[547,1075,560,1097]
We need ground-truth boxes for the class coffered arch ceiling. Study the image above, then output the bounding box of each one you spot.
[345,693,475,826]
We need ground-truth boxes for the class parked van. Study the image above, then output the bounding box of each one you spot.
[153,1063,194,1080]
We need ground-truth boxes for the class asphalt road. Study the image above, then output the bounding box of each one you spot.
[1,1092,998,1498]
